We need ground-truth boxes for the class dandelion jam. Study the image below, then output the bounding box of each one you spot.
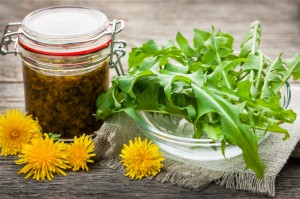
[22,57,109,138]
[0,6,126,139]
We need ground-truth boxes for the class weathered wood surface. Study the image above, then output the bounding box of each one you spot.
[0,0,300,198]
[0,155,299,199]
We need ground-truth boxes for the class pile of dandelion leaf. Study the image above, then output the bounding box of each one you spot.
[94,21,300,179]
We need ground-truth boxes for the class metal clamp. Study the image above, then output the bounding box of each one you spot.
[109,20,126,76]
[0,22,21,56]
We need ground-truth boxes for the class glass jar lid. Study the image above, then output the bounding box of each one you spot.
[18,6,112,56]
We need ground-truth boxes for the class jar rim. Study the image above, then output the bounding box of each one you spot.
[18,38,112,56]
[18,6,112,56]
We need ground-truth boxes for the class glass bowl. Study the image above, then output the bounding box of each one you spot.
[131,83,291,161]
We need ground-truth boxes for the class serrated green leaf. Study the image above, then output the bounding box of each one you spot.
[193,28,211,50]
[260,54,300,98]
[202,122,223,141]
[221,139,227,157]
[267,123,290,140]
[236,80,252,100]
[128,40,160,70]
[192,84,264,178]
[247,97,296,123]
[176,32,200,57]
[137,83,160,111]
[240,20,261,57]
[48,133,61,142]
[208,59,245,89]
[289,54,300,80]
[94,83,120,120]
[216,31,234,49]
[165,63,189,73]
[118,70,154,98]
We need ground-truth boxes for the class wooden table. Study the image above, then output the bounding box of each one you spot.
[0,0,299,198]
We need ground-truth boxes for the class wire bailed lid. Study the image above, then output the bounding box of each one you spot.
[19,6,112,56]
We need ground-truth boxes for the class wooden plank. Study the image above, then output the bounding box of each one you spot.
[0,156,299,198]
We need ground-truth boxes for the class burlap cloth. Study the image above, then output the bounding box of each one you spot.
[93,86,300,197]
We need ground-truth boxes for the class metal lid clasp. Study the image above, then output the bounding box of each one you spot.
[109,20,126,76]
[0,22,21,56]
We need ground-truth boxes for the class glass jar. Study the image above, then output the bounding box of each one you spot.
[0,6,126,139]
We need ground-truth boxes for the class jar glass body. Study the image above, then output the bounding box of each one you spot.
[19,46,109,139]
[0,6,125,139]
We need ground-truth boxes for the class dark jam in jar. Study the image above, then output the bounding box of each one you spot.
[22,59,109,138]
[12,6,125,139]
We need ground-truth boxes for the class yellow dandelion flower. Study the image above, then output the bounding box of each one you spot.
[0,109,42,156]
[120,137,164,180]
[16,133,69,181]
[66,134,96,171]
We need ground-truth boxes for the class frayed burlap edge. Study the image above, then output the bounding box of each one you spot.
[97,156,277,196]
